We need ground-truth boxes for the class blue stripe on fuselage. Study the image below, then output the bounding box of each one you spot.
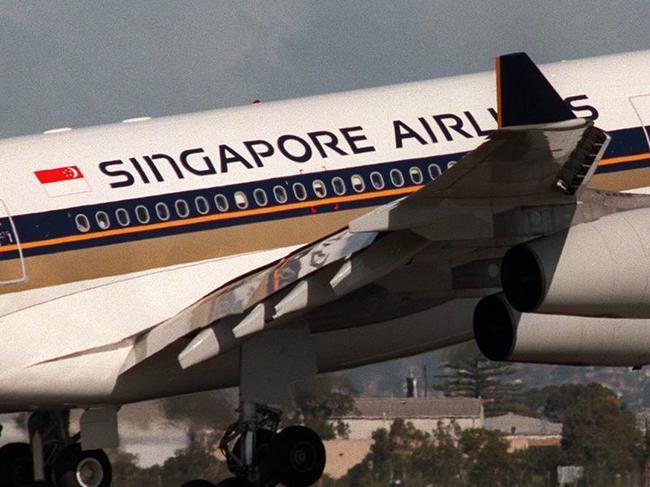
[1,124,649,261]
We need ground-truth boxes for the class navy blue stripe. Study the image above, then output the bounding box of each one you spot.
[1,124,649,261]
[3,153,460,260]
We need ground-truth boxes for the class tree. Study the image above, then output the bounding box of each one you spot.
[434,355,522,415]
[289,374,357,439]
[561,383,643,484]
[512,446,563,487]
[106,449,159,487]
[459,429,514,487]
[411,423,464,486]
[332,420,433,487]
[156,429,228,487]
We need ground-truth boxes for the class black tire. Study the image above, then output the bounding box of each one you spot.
[54,445,112,487]
[215,478,253,487]
[0,442,34,487]
[180,481,218,487]
[270,426,325,487]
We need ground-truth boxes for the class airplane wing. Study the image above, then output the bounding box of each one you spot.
[109,53,613,375]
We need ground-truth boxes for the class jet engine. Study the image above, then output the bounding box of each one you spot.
[501,207,650,318]
[473,293,650,366]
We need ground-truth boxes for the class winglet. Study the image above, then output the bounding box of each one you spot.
[496,52,575,128]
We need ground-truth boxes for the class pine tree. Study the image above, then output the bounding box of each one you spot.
[434,355,522,415]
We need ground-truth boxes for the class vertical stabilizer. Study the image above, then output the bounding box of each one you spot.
[496,52,576,128]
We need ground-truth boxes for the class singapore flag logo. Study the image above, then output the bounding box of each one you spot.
[34,165,90,197]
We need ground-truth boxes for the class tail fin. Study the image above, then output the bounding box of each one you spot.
[496,52,575,128]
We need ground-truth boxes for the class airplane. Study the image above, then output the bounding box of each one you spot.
[0,48,646,487]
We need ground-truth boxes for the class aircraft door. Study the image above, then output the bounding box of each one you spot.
[0,199,26,284]
[628,95,650,151]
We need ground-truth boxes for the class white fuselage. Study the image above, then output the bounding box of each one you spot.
[0,50,647,410]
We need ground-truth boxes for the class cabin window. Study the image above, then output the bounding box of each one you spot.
[409,166,423,184]
[156,202,170,221]
[370,171,385,190]
[351,174,365,193]
[313,180,327,198]
[273,185,288,204]
[428,163,442,180]
[234,191,249,209]
[293,183,307,201]
[215,194,229,212]
[390,169,405,187]
[115,208,130,227]
[95,211,111,230]
[175,199,190,217]
[195,196,210,215]
[135,205,151,224]
[253,188,268,207]
[75,214,90,233]
[332,177,346,196]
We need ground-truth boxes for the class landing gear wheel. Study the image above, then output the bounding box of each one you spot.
[215,478,253,487]
[270,426,325,487]
[0,442,34,487]
[54,445,112,487]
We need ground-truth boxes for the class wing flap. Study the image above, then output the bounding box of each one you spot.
[120,228,378,372]
[349,51,611,236]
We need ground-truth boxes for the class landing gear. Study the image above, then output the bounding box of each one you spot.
[270,426,325,487]
[0,411,113,487]
[206,329,326,487]
[180,481,223,487]
[53,444,111,487]
[0,442,34,487]
[217,403,325,487]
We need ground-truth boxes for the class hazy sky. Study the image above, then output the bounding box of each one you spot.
[0,1,648,138]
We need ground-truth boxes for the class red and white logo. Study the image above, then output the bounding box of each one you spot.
[34,166,90,197]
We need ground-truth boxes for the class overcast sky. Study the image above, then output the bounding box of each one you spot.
[0,1,648,138]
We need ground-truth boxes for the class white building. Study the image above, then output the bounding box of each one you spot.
[336,396,484,440]
[484,413,563,451]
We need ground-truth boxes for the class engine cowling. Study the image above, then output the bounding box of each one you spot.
[473,293,650,366]
[501,207,650,318]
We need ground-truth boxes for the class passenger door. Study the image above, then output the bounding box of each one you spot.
[0,200,26,284]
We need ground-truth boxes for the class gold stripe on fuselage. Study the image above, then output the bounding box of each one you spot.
[0,186,421,293]
[0,186,420,254]
[3,152,650,294]
[0,207,372,294]
[590,167,650,191]
[590,153,650,191]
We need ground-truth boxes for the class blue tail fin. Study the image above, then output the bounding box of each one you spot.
[496,52,576,128]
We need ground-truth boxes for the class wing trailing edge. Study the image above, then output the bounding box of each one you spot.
[497,52,576,128]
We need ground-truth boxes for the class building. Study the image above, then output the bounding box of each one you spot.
[336,396,484,440]
[484,413,562,452]
[322,439,374,479]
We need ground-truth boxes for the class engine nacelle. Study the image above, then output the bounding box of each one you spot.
[501,207,650,317]
[473,293,650,366]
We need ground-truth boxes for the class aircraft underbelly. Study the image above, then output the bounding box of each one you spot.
[0,297,477,410]
[0,246,298,406]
